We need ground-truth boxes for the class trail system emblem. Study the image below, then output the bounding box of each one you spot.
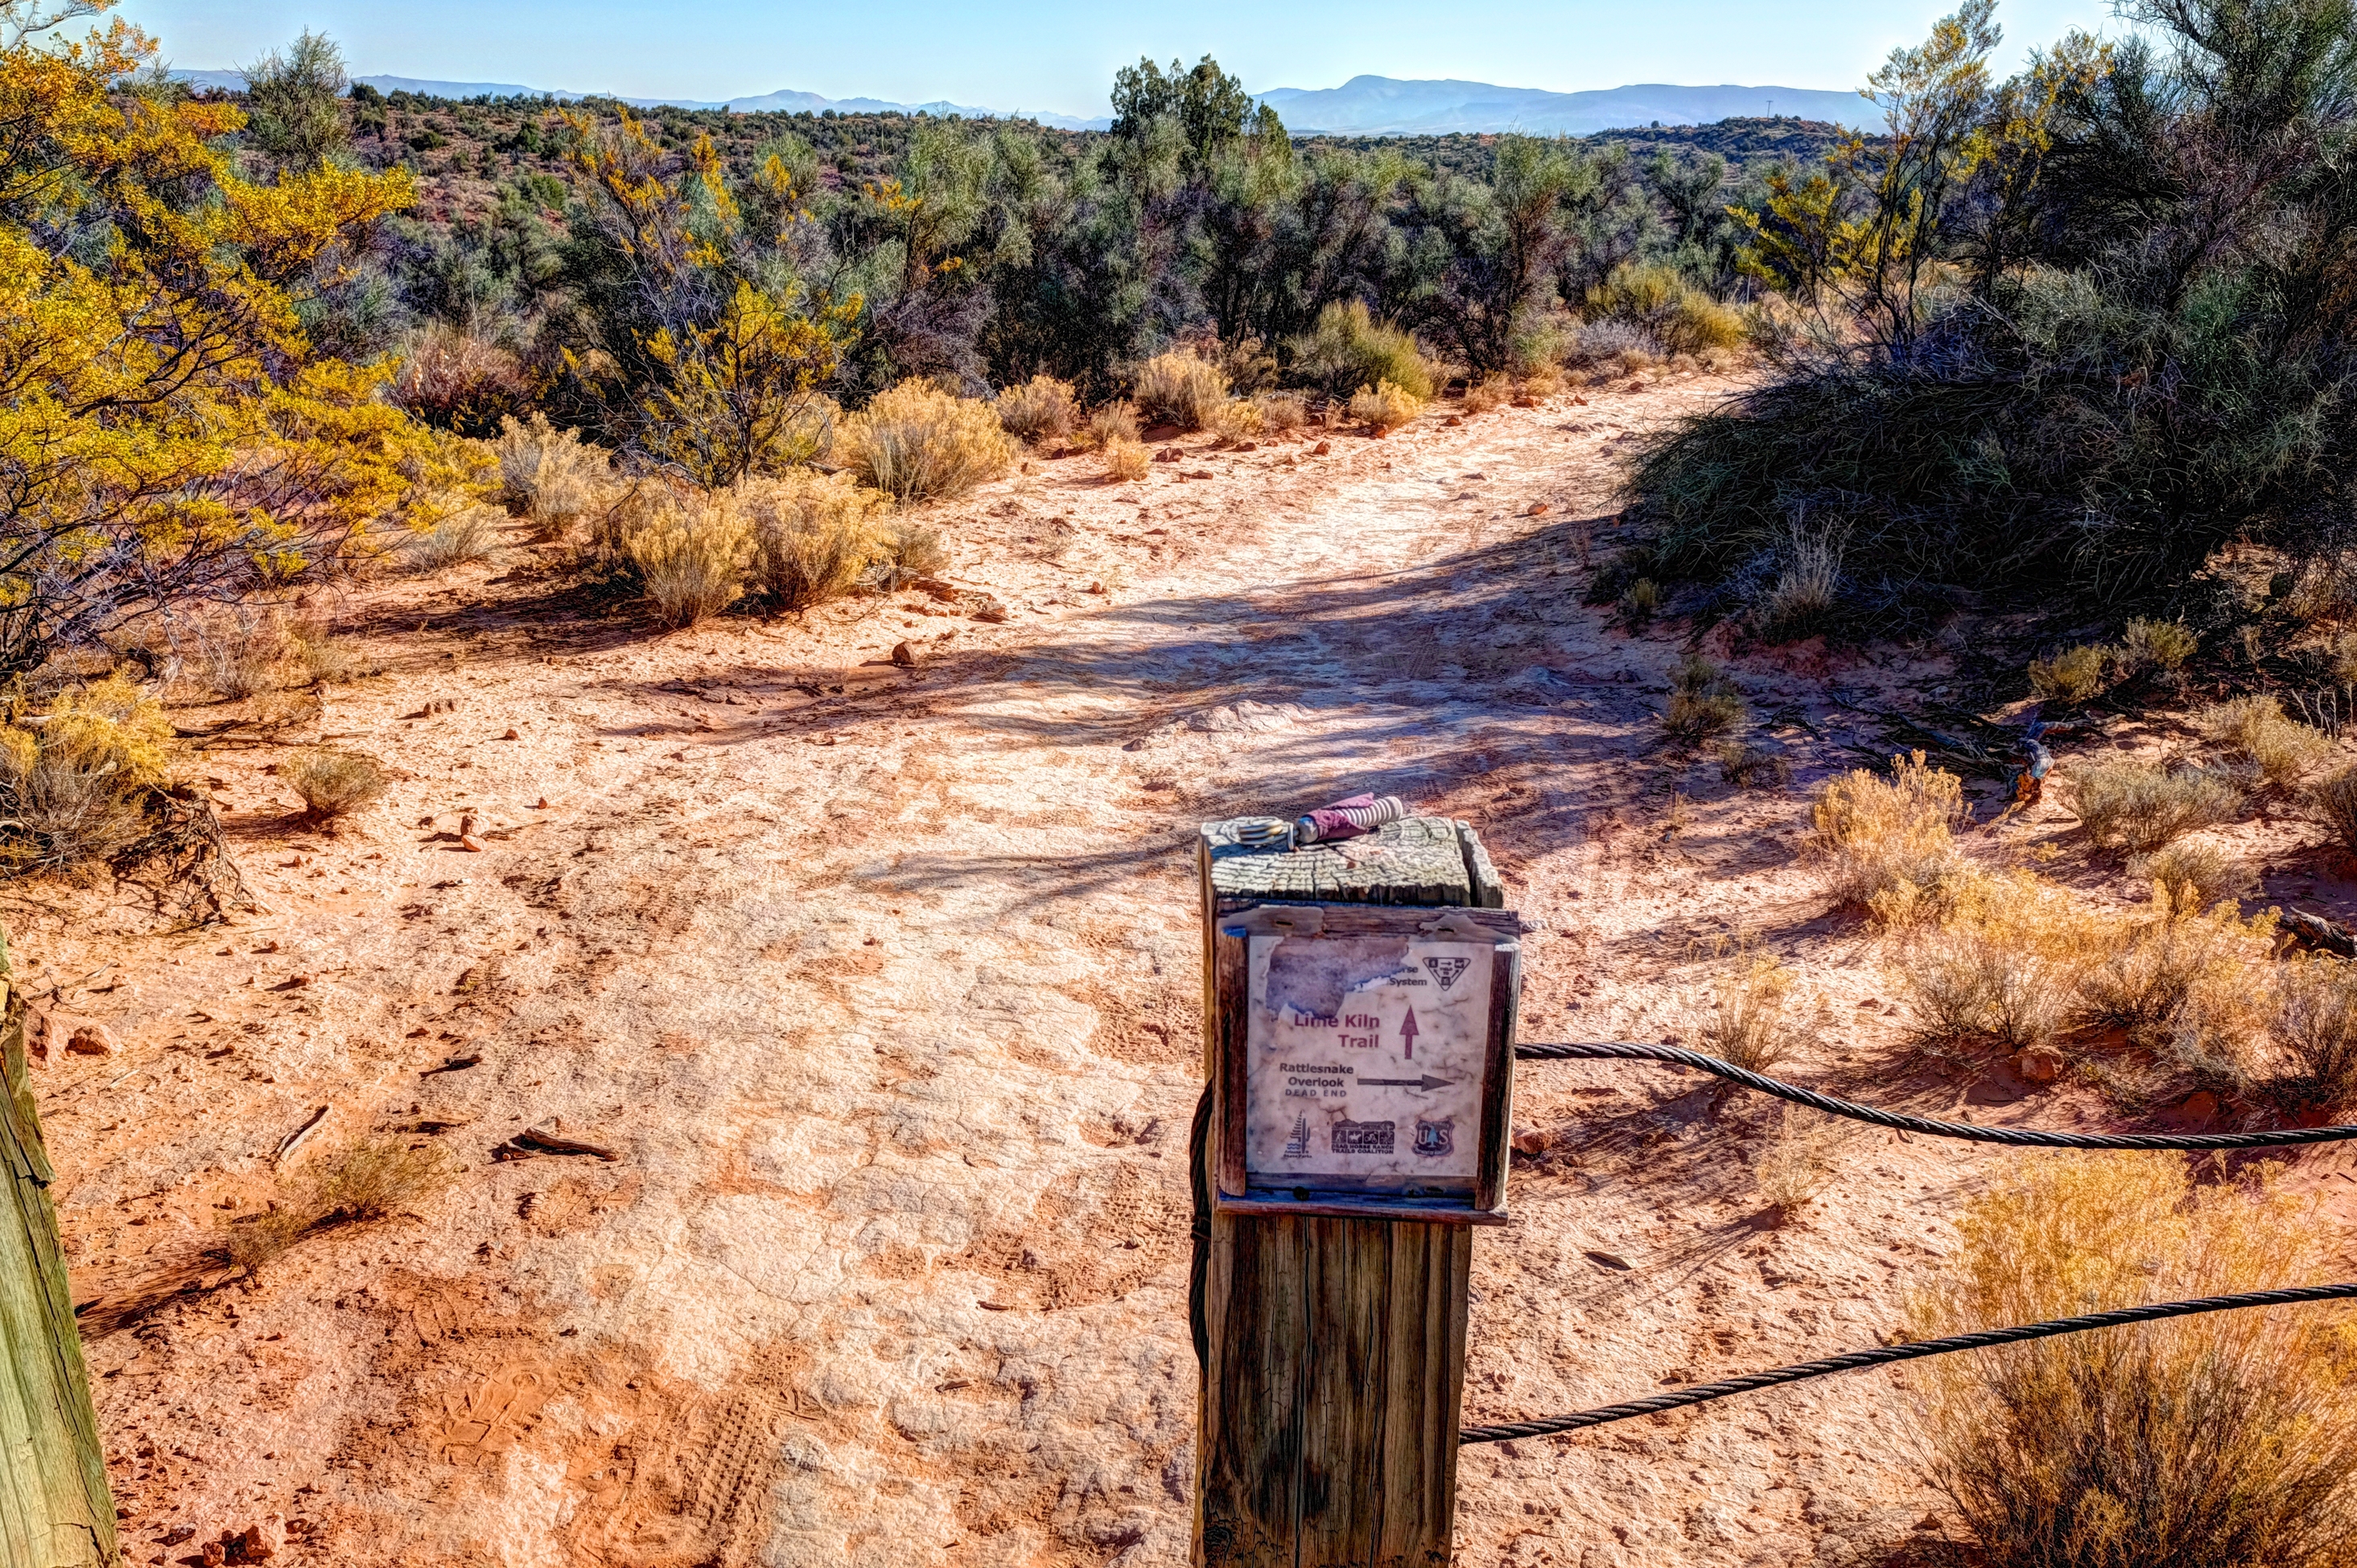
[1423,956,1470,991]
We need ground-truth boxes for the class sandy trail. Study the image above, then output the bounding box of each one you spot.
[27,373,2280,1568]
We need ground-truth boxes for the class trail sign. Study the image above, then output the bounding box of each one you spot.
[1230,917,1514,1219]
[1209,900,1520,1225]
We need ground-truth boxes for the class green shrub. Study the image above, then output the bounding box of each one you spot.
[2028,644,2108,701]
[1286,302,1434,401]
[835,382,1014,502]
[1348,379,1424,434]
[1585,262,1745,356]
[1663,655,1745,742]
[2118,617,2198,673]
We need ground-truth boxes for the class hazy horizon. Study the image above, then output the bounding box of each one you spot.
[117,0,2114,123]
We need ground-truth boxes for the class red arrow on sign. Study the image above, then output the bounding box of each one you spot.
[1400,1009,1420,1060]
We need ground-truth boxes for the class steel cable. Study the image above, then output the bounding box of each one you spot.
[1460,1282,2357,1443]
[1515,1040,2357,1150]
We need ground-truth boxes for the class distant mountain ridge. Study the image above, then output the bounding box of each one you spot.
[172,70,1107,129]
[171,69,1866,138]
[1254,77,1866,136]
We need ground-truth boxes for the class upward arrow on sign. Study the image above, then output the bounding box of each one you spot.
[1399,1009,1420,1060]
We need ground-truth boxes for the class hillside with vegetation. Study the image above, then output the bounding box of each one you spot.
[14,1,2357,1566]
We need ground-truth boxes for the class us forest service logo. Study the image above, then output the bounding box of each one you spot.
[1413,1120,1453,1158]
[1423,956,1471,991]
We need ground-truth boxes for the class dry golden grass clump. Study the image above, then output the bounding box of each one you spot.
[1584,261,1747,356]
[1209,396,1265,443]
[1898,870,2107,1055]
[736,470,884,610]
[1253,391,1309,431]
[2117,615,2198,674]
[495,412,608,539]
[1752,1109,1837,1219]
[1910,1154,2357,1568]
[191,609,289,700]
[1621,577,1661,621]
[2074,760,2243,852]
[2313,764,2357,849]
[409,506,501,571]
[2125,838,2250,907]
[624,492,754,627]
[286,620,365,686]
[2200,694,2331,784]
[873,516,949,589]
[1348,378,1425,434]
[0,673,172,877]
[1807,751,1968,922]
[2268,954,2357,1116]
[1102,438,1151,482]
[2028,642,2108,701]
[835,381,1014,502]
[993,374,1079,443]
[286,749,389,821]
[1690,953,1803,1076]
[2073,885,2272,1040]
[1461,376,1511,414]
[216,1137,457,1274]
[1084,400,1142,450]
[1715,740,1790,788]
[1661,654,1745,743]
[1131,349,1231,431]
[1756,521,1844,638]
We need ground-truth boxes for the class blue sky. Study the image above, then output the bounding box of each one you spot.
[116,0,2118,119]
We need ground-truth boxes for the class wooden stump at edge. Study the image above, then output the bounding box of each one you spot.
[0,928,118,1568]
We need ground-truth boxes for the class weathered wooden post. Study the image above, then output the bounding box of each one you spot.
[1193,814,1518,1567]
[0,931,119,1568]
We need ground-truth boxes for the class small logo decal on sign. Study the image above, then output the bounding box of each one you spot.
[1413,1120,1453,1158]
[1331,1119,1396,1154]
[1284,1114,1312,1159]
[1423,956,1470,991]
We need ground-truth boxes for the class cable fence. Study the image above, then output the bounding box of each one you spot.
[1465,1042,2357,1443]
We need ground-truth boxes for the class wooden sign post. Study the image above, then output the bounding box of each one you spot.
[1193,815,1518,1567]
[0,929,118,1568]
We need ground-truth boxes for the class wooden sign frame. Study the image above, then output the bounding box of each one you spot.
[1209,902,1521,1226]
